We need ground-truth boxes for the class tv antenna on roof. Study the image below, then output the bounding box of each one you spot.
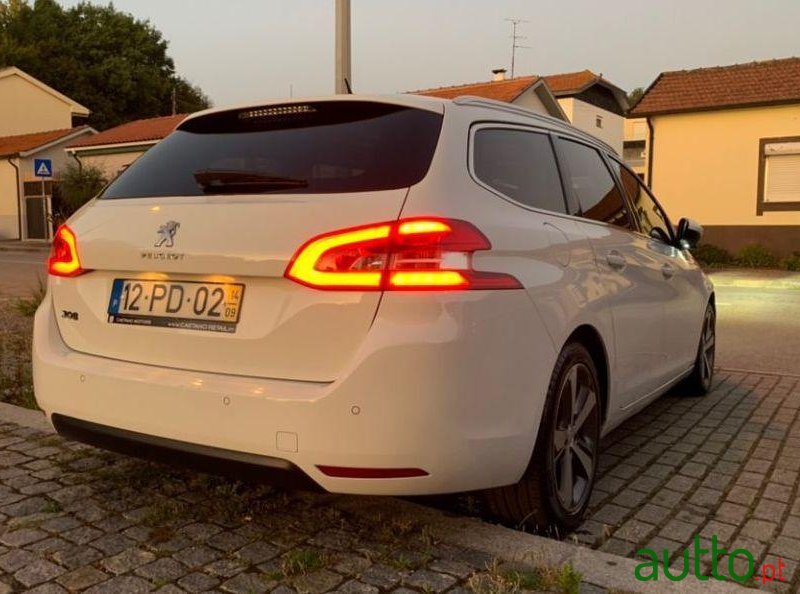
[505,18,530,78]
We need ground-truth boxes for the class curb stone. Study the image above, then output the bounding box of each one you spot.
[0,402,753,593]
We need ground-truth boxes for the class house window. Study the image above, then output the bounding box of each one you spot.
[759,137,800,213]
[595,115,603,129]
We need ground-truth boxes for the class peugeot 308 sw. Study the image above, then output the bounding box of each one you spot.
[34,95,715,531]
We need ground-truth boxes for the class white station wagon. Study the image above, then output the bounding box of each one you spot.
[34,95,715,531]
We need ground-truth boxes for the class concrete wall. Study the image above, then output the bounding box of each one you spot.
[558,98,624,154]
[0,159,20,240]
[0,74,73,136]
[650,104,800,256]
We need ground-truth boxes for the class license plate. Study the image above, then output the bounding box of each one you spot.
[108,279,245,333]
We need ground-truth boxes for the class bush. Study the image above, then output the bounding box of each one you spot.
[735,244,779,269]
[784,252,800,272]
[691,243,733,267]
[55,163,107,219]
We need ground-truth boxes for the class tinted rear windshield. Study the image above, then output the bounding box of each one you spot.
[100,101,443,199]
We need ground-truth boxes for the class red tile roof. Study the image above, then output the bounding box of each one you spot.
[68,114,188,149]
[631,57,800,116]
[542,70,599,94]
[0,128,88,158]
[412,76,540,102]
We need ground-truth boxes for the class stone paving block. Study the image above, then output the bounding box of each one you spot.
[84,575,152,594]
[726,485,758,506]
[174,544,221,568]
[771,536,800,561]
[178,571,221,593]
[14,559,65,588]
[659,519,698,543]
[740,518,778,542]
[404,569,456,593]
[337,579,380,594]
[221,571,275,594]
[764,482,793,503]
[56,566,108,591]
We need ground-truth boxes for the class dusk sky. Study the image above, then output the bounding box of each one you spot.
[61,0,800,107]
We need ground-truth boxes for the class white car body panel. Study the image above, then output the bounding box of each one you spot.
[33,94,712,494]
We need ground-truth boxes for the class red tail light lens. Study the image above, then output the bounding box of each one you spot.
[285,218,521,291]
[48,225,88,277]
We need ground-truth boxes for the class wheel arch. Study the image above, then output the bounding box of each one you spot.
[564,325,609,425]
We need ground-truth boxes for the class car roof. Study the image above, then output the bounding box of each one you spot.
[179,93,615,156]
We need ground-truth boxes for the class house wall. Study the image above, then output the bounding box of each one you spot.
[0,74,74,136]
[650,104,800,256]
[510,88,551,117]
[0,159,21,240]
[76,149,148,181]
[557,98,624,155]
[623,117,648,177]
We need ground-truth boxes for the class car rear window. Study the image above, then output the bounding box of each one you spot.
[100,101,443,199]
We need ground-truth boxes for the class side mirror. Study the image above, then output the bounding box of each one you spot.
[677,218,703,249]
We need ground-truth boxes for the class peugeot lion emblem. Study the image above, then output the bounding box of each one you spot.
[155,221,180,248]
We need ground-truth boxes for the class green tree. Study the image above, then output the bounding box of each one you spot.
[627,87,645,109]
[0,0,210,129]
[55,163,106,218]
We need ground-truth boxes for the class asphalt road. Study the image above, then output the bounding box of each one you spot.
[0,249,47,298]
[709,270,800,376]
[1,249,798,375]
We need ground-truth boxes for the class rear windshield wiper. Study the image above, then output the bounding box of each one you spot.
[193,169,309,194]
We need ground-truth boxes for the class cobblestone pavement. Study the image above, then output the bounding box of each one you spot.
[0,422,605,593]
[575,370,800,592]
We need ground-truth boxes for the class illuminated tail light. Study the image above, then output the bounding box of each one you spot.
[48,225,88,277]
[285,218,521,291]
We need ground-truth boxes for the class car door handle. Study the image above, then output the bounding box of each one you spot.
[606,251,626,271]
[661,263,675,279]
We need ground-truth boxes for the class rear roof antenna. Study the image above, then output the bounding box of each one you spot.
[344,78,353,94]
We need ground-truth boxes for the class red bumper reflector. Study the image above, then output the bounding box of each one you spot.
[316,465,429,479]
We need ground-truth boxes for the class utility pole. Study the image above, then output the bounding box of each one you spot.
[335,0,351,94]
[505,18,529,78]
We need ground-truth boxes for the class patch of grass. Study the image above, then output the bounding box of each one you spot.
[469,560,582,594]
[13,276,46,317]
[536,563,582,594]
[0,302,36,409]
[40,499,62,514]
[141,499,188,528]
[281,548,326,577]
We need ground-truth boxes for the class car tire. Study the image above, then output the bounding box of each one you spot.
[684,304,716,396]
[483,342,601,535]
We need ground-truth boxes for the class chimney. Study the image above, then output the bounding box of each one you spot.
[492,68,507,82]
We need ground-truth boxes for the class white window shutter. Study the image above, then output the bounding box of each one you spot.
[764,153,800,203]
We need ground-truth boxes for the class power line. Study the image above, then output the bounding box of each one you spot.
[505,18,530,78]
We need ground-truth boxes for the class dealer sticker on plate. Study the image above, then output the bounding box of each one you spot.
[108,279,244,333]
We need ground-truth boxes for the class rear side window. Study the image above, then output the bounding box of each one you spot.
[556,138,633,229]
[101,102,443,199]
[473,128,567,214]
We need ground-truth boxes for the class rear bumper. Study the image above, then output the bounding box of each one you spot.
[51,414,319,490]
[34,290,557,495]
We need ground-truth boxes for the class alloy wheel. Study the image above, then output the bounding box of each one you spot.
[700,308,716,387]
[551,362,599,513]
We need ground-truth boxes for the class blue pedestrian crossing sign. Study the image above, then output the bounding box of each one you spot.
[34,159,53,177]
